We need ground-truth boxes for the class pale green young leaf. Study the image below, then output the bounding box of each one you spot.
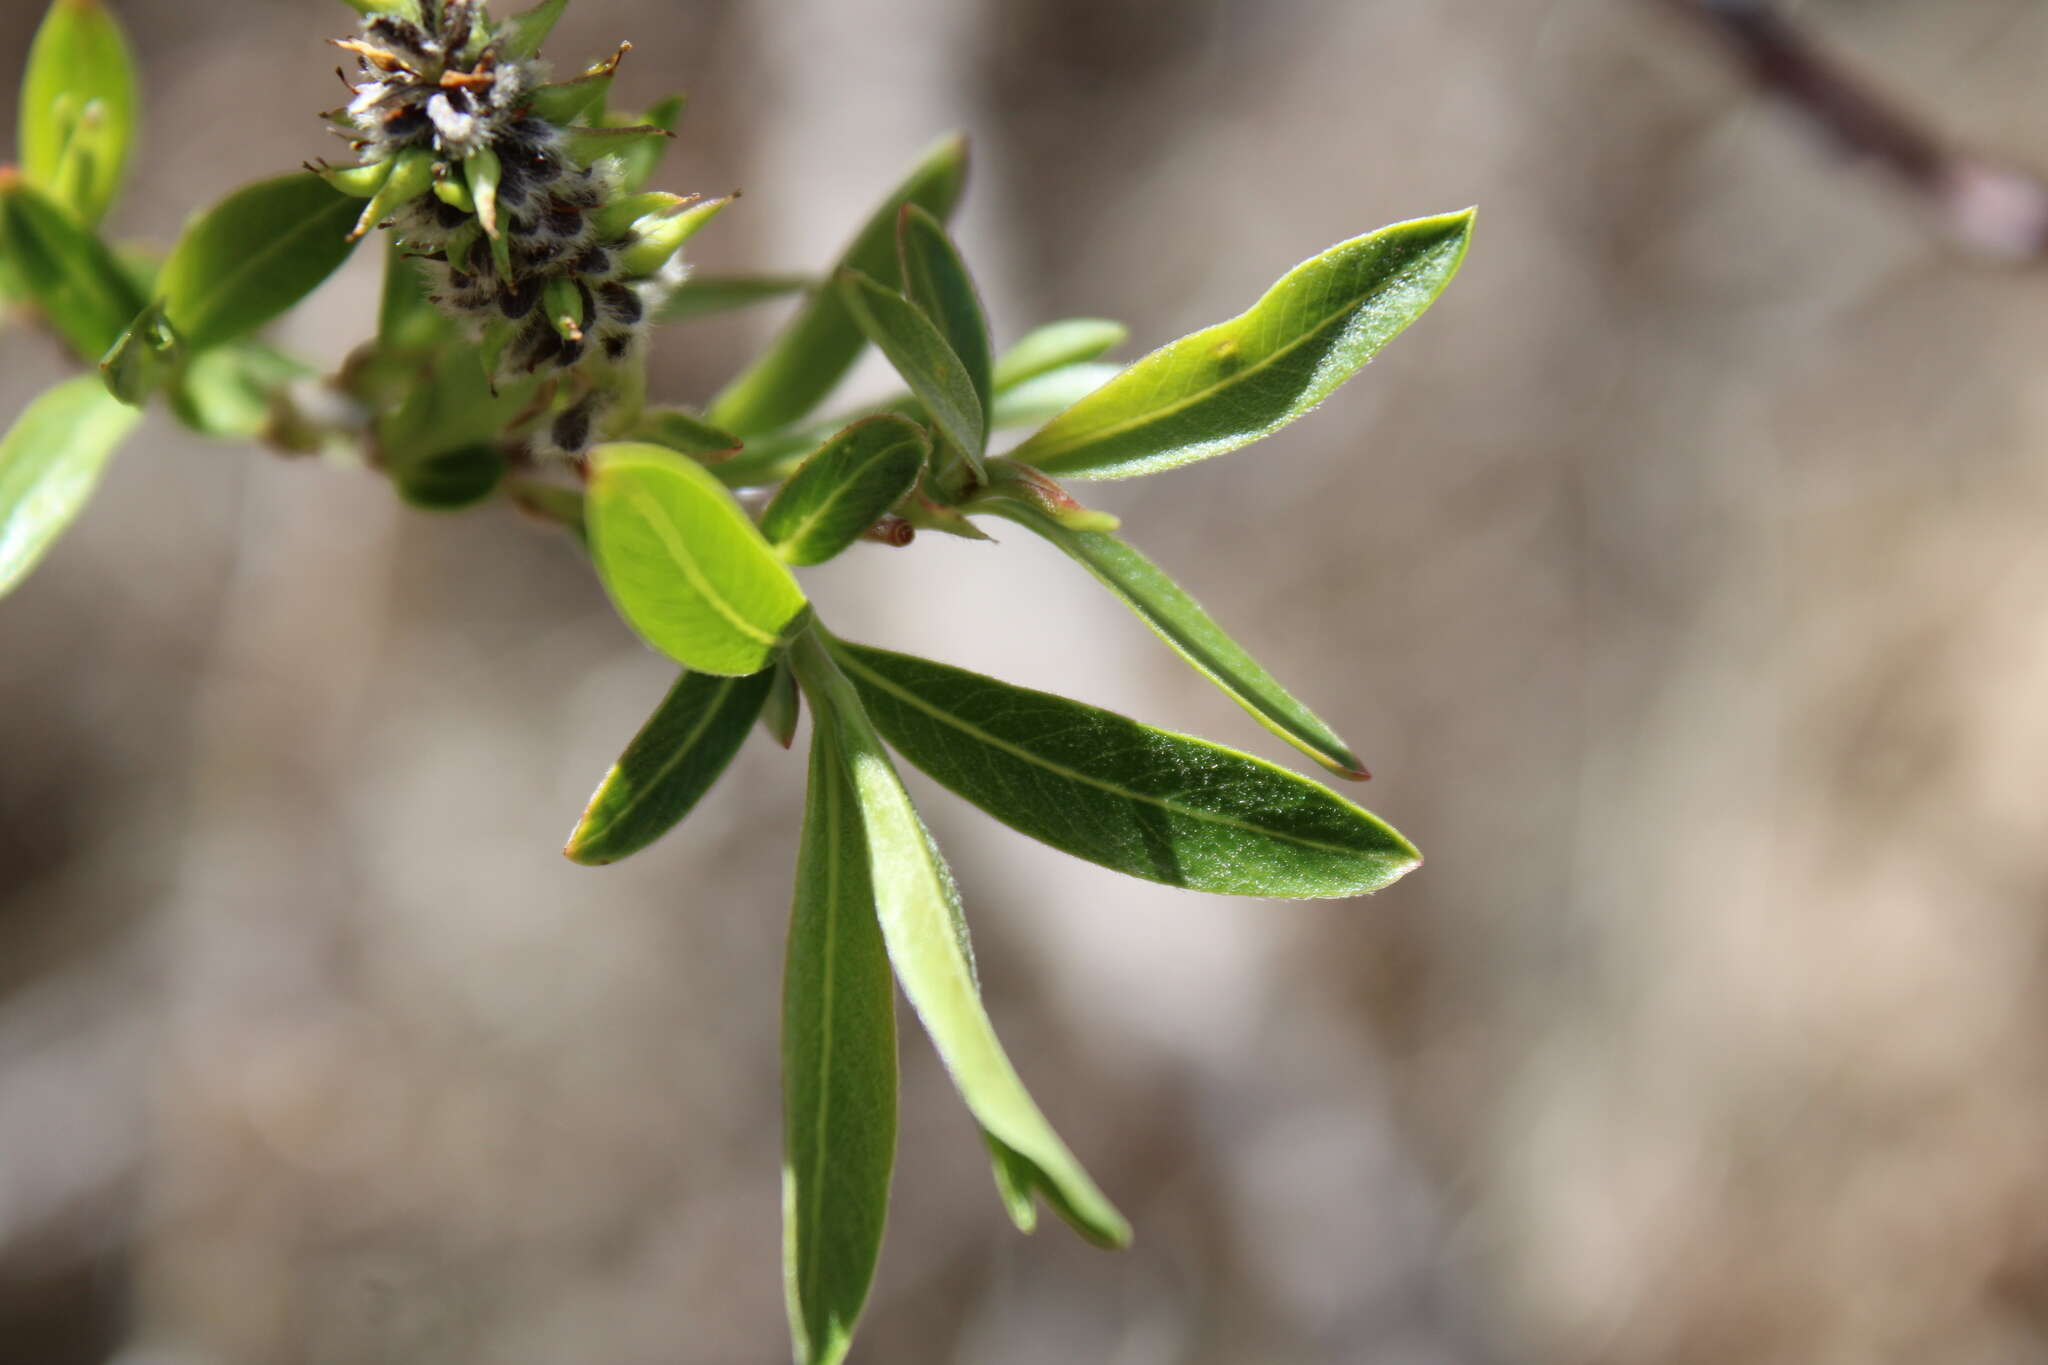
[98,300,180,405]
[158,174,363,352]
[163,341,313,438]
[707,135,968,436]
[0,374,139,598]
[782,715,898,1365]
[587,442,810,675]
[605,96,686,196]
[827,638,1419,898]
[988,500,1366,779]
[992,319,1127,392]
[989,362,1119,432]
[790,632,1130,1248]
[19,0,139,226]
[761,416,927,566]
[564,667,776,865]
[657,272,812,323]
[896,204,993,426]
[0,171,144,362]
[837,268,983,469]
[1010,211,1473,479]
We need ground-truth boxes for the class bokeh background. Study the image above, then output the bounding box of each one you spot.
[8,0,2048,1361]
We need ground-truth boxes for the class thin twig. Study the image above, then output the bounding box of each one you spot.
[1662,0,2048,260]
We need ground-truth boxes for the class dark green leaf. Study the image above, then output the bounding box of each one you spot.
[827,638,1419,897]
[707,135,967,436]
[394,443,504,510]
[837,268,983,468]
[564,667,776,865]
[587,442,810,675]
[158,174,363,352]
[762,656,801,748]
[19,0,138,225]
[0,171,144,362]
[633,407,743,460]
[992,319,1126,392]
[896,204,992,427]
[0,374,139,598]
[1011,211,1473,480]
[496,0,566,58]
[988,500,1366,779]
[782,715,897,1365]
[657,272,812,323]
[761,416,927,566]
[790,632,1129,1248]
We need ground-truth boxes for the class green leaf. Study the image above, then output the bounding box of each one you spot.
[837,268,983,470]
[987,500,1365,779]
[606,96,686,195]
[992,319,1126,392]
[158,174,364,352]
[633,407,744,460]
[496,0,567,58]
[19,0,139,226]
[988,362,1119,433]
[761,416,927,566]
[657,272,812,323]
[1010,211,1473,480]
[393,443,504,511]
[0,374,139,598]
[707,135,968,436]
[0,171,144,362]
[164,340,313,438]
[762,656,801,748]
[587,442,810,675]
[98,300,180,405]
[896,205,993,428]
[826,637,1419,898]
[790,631,1130,1248]
[564,666,776,865]
[782,715,898,1365]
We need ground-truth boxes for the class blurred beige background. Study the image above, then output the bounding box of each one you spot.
[7,0,2048,1361]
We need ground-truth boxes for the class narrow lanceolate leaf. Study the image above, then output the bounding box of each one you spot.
[990,363,1118,432]
[565,667,776,865]
[1010,211,1474,480]
[633,407,744,460]
[0,170,144,362]
[708,135,968,436]
[989,500,1366,779]
[790,632,1130,1248]
[158,174,363,352]
[0,374,139,598]
[586,442,810,676]
[761,416,927,566]
[782,716,897,1365]
[658,272,812,323]
[828,638,1419,898]
[896,204,993,426]
[19,0,139,225]
[992,319,1127,392]
[838,268,983,466]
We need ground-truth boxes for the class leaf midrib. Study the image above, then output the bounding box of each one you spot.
[772,443,911,558]
[834,647,1369,860]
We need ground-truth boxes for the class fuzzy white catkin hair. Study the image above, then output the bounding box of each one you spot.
[326,0,690,456]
